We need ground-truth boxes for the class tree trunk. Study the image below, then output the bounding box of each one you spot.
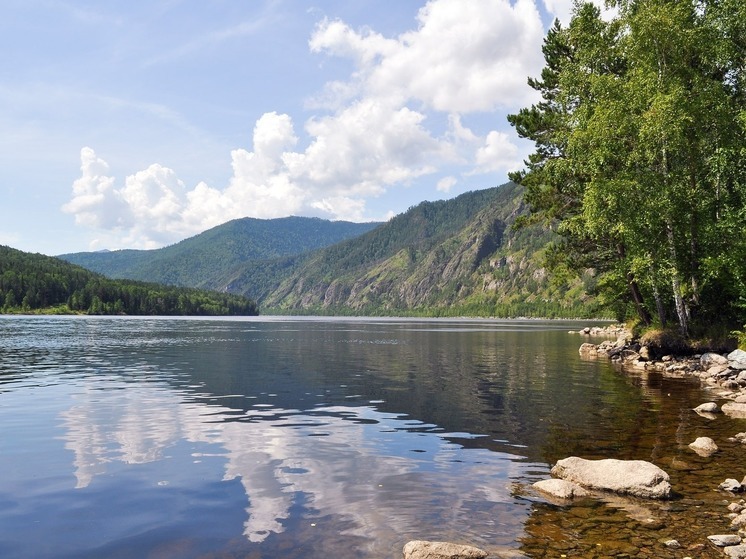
[617,244,651,325]
[666,220,689,336]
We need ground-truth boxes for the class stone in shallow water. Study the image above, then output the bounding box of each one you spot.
[689,436,718,456]
[729,349,746,370]
[533,478,589,500]
[722,402,746,418]
[721,479,745,493]
[551,457,671,499]
[724,544,746,559]
[708,534,742,547]
[403,540,487,559]
[693,402,719,413]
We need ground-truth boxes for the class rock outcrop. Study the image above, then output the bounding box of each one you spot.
[550,457,671,499]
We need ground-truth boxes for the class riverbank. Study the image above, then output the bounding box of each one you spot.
[563,326,746,558]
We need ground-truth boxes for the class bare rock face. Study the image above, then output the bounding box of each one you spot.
[550,457,671,499]
[403,541,488,559]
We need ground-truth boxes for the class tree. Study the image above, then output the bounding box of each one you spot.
[509,0,746,333]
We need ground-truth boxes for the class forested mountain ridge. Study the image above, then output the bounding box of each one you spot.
[255,182,598,317]
[59,216,381,289]
[0,245,258,315]
[56,183,599,317]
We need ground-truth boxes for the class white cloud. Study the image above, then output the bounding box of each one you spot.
[63,0,547,249]
[310,0,545,112]
[472,130,521,175]
[436,176,457,193]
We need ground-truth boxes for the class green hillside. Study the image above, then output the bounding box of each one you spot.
[252,183,601,317]
[59,216,381,289]
[56,183,602,318]
[0,245,258,316]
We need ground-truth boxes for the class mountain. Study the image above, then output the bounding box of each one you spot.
[244,182,599,317]
[0,245,257,315]
[59,216,381,289]
[59,183,601,317]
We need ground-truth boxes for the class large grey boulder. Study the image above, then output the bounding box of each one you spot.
[403,541,488,559]
[551,457,671,499]
[729,349,746,370]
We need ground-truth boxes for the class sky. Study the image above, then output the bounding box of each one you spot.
[0,0,579,255]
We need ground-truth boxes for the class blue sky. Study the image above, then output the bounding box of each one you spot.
[1,0,577,255]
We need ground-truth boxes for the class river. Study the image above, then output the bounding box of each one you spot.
[0,316,740,558]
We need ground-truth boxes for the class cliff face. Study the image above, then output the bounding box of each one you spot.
[259,183,597,316]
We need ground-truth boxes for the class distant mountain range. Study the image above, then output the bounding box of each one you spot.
[60,183,601,317]
[59,216,380,290]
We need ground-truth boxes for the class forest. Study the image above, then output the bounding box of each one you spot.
[509,0,746,338]
[0,245,258,316]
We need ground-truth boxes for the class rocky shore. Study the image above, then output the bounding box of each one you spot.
[401,326,746,558]
[572,326,746,558]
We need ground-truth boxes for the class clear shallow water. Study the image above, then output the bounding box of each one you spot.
[0,316,740,558]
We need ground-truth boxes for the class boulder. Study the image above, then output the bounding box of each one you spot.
[694,402,720,414]
[403,541,488,559]
[729,349,746,370]
[701,352,729,367]
[579,343,598,356]
[689,436,718,456]
[550,457,671,499]
[533,478,589,500]
[723,402,746,418]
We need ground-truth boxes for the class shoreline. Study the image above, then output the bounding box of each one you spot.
[565,326,746,558]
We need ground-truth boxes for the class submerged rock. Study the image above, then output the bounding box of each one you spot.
[403,540,488,559]
[533,478,589,500]
[550,457,671,499]
[689,436,719,456]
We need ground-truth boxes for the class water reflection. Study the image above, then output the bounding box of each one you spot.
[1,316,735,559]
[60,376,531,555]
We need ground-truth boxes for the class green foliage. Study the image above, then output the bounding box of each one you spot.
[0,246,258,316]
[508,0,746,335]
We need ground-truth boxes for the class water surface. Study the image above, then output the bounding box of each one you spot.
[0,316,740,558]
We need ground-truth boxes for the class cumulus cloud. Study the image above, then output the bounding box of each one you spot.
[64,0,542,249]
[472,130,521,175]
[310,0,545,112]
[436,176,457,193]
